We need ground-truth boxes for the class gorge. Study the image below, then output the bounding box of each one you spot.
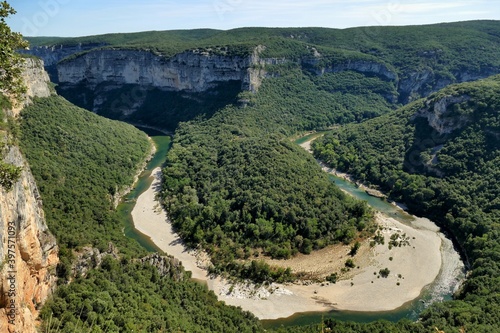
[1,21,499,332]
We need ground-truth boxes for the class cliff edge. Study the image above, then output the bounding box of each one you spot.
[0,58,58,333]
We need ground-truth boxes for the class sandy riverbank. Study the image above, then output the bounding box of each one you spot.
[132,167,443,320]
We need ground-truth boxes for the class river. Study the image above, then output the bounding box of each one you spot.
[119,130,465,328]
[117,129,171,252]
[261,135,465,328]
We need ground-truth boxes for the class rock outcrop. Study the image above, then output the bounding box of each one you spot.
[23,42,500,112]
[0,59,58,333]
[0,145,59,333]
[19,43,105,81]
[303,57,398,82]
[413,95,472,135]
[57,49,255,92]
[139,253,186,281]
[399,68,498,104]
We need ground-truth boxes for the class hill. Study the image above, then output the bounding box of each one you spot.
[18,95,263,332]
[313,75,500,332]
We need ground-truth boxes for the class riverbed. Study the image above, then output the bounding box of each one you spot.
[122,131,465,326]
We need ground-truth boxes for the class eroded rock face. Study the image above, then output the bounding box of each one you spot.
[0,58,58,333]
[25,43,498,111]
[303,57,398,82]
[399,68,498,104]
[10,58,52,117]
[57,49,256,92]
[413,95,472,135]
[21,58,52,101]
[0,147,59,333]
[19,43,106,81]
[139,253,186,281]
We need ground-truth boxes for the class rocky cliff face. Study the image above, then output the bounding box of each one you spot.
[413,95,472,135]
[399,68,499,104]
[10,58,52,117]
[0,60,58,333]
[25,43,499,111]
[0,147,59,333]
[20,43,105,81]
[58,49,256,92]
[303,57,398,82]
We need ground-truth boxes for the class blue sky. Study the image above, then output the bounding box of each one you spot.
[6,0,500,37]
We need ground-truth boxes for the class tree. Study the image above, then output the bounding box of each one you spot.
[0,1,28,99]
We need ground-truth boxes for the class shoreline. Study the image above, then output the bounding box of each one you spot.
[113,136,157,208]
[132,167,443,320]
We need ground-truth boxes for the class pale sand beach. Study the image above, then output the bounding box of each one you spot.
[132,167,443,320]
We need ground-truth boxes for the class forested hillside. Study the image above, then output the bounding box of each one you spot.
[18,95,263,332]
[20,96,151,260]
[19,20,500,332]
[313,76,500,332]
[27,21,500,81]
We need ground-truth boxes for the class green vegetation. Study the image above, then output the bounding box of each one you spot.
[19,96,151,270]
[0,1,27,98]
[0,161,22,190]
[0,95,22,191]
[313,75,500,331]
[0,3,26,191]
[17,16,500,333]
[19,95,264,332]
[28,21,500,105]
[379,268,391,278]
[161,70,374,280]
[40,256,261,333]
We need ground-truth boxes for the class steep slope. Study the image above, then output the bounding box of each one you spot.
[20,22,500,331]
[0,58,58,333]
[313,75,500,332]
[19,96,151,262]
[17,94,264,332]
[24,21,500,109]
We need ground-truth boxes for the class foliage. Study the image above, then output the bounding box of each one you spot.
[19,96,151,262]
[326,273,338,284]
[161,98,373,279]
[0,1,28,98]
[0,160,21,190]
[20,20,500,332]
[40,257,262,333]
[313,75,500,331]
[17,95,265,332]
[379,268,391,278]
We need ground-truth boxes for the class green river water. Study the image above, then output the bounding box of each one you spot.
[117,130,171,252]
[120,130,465,328]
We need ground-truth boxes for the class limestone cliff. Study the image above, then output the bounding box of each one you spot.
[11,58,52,116]
[23,43,499,112]
[413,95,472,135]
[0,59,58,333]
[19,43,106,81]
[58,49,255,92]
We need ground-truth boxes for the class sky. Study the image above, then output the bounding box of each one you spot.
[6,0,500,37]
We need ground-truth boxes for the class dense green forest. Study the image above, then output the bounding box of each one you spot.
[163,113,373,274]
[40,256,261,333]
[17,17,500,333]
[313,76,500,332]
[18,95,264,332]
[20,96,151,260]
[160,66,376,280]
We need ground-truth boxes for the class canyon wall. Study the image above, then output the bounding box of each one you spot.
[0,58,58,333]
